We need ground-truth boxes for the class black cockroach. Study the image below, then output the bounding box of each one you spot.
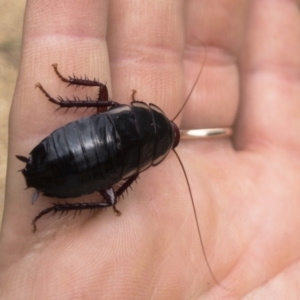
[16,56,222,286]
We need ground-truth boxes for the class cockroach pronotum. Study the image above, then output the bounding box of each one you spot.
[16,55,225,286]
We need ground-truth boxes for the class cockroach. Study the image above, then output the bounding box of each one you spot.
[16,55,222,286]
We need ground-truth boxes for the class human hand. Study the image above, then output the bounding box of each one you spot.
[1,0,300,299]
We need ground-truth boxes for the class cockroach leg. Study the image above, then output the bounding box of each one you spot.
[32,206,55,233]
[32,196,120,232]
[35,82,118,109]
[113,206,122,216]
[52,64,109,102]
[99,188,122,216]
[116,174,139,198]
[131,89,138,101]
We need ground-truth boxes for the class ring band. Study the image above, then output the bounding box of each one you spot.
[180,128,233,139]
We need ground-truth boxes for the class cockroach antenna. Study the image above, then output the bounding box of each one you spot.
[173,149,226,289]
[172,41,207,122]
[172,44,227,289]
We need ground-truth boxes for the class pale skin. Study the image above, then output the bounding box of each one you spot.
[1,0,300,299]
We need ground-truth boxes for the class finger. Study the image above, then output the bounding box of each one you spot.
[3,0,110,237]
[236,0,300,151]
[107,0,185,121]
[182,0,249,129]
[13,0,110,137]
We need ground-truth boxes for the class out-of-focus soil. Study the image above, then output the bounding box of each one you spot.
[0,0,25,227]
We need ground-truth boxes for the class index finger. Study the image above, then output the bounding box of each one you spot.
[3,0,110,238]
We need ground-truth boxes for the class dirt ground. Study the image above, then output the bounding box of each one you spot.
[0,0,25,227]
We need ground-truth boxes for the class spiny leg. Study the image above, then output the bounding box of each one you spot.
[116,174,139,198]
[100,174,139,216]
[32,176,139,232]
[32,188,117,232]
[52,63,109,102]
[35,82,118,109]
[99,188,121,216]
[98,174,140,216]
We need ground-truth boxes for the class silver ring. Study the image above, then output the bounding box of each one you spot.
[180,128,233,139]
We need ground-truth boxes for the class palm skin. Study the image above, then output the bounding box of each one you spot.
[1,0,300,299]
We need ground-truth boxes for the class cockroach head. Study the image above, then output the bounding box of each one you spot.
[171,122,180,149]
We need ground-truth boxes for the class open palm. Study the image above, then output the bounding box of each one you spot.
[1,0,300,299]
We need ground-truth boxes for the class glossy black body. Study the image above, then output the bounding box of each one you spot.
[22,102,175,198]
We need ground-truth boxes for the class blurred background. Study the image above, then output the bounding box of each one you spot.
[0,0,26,227]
